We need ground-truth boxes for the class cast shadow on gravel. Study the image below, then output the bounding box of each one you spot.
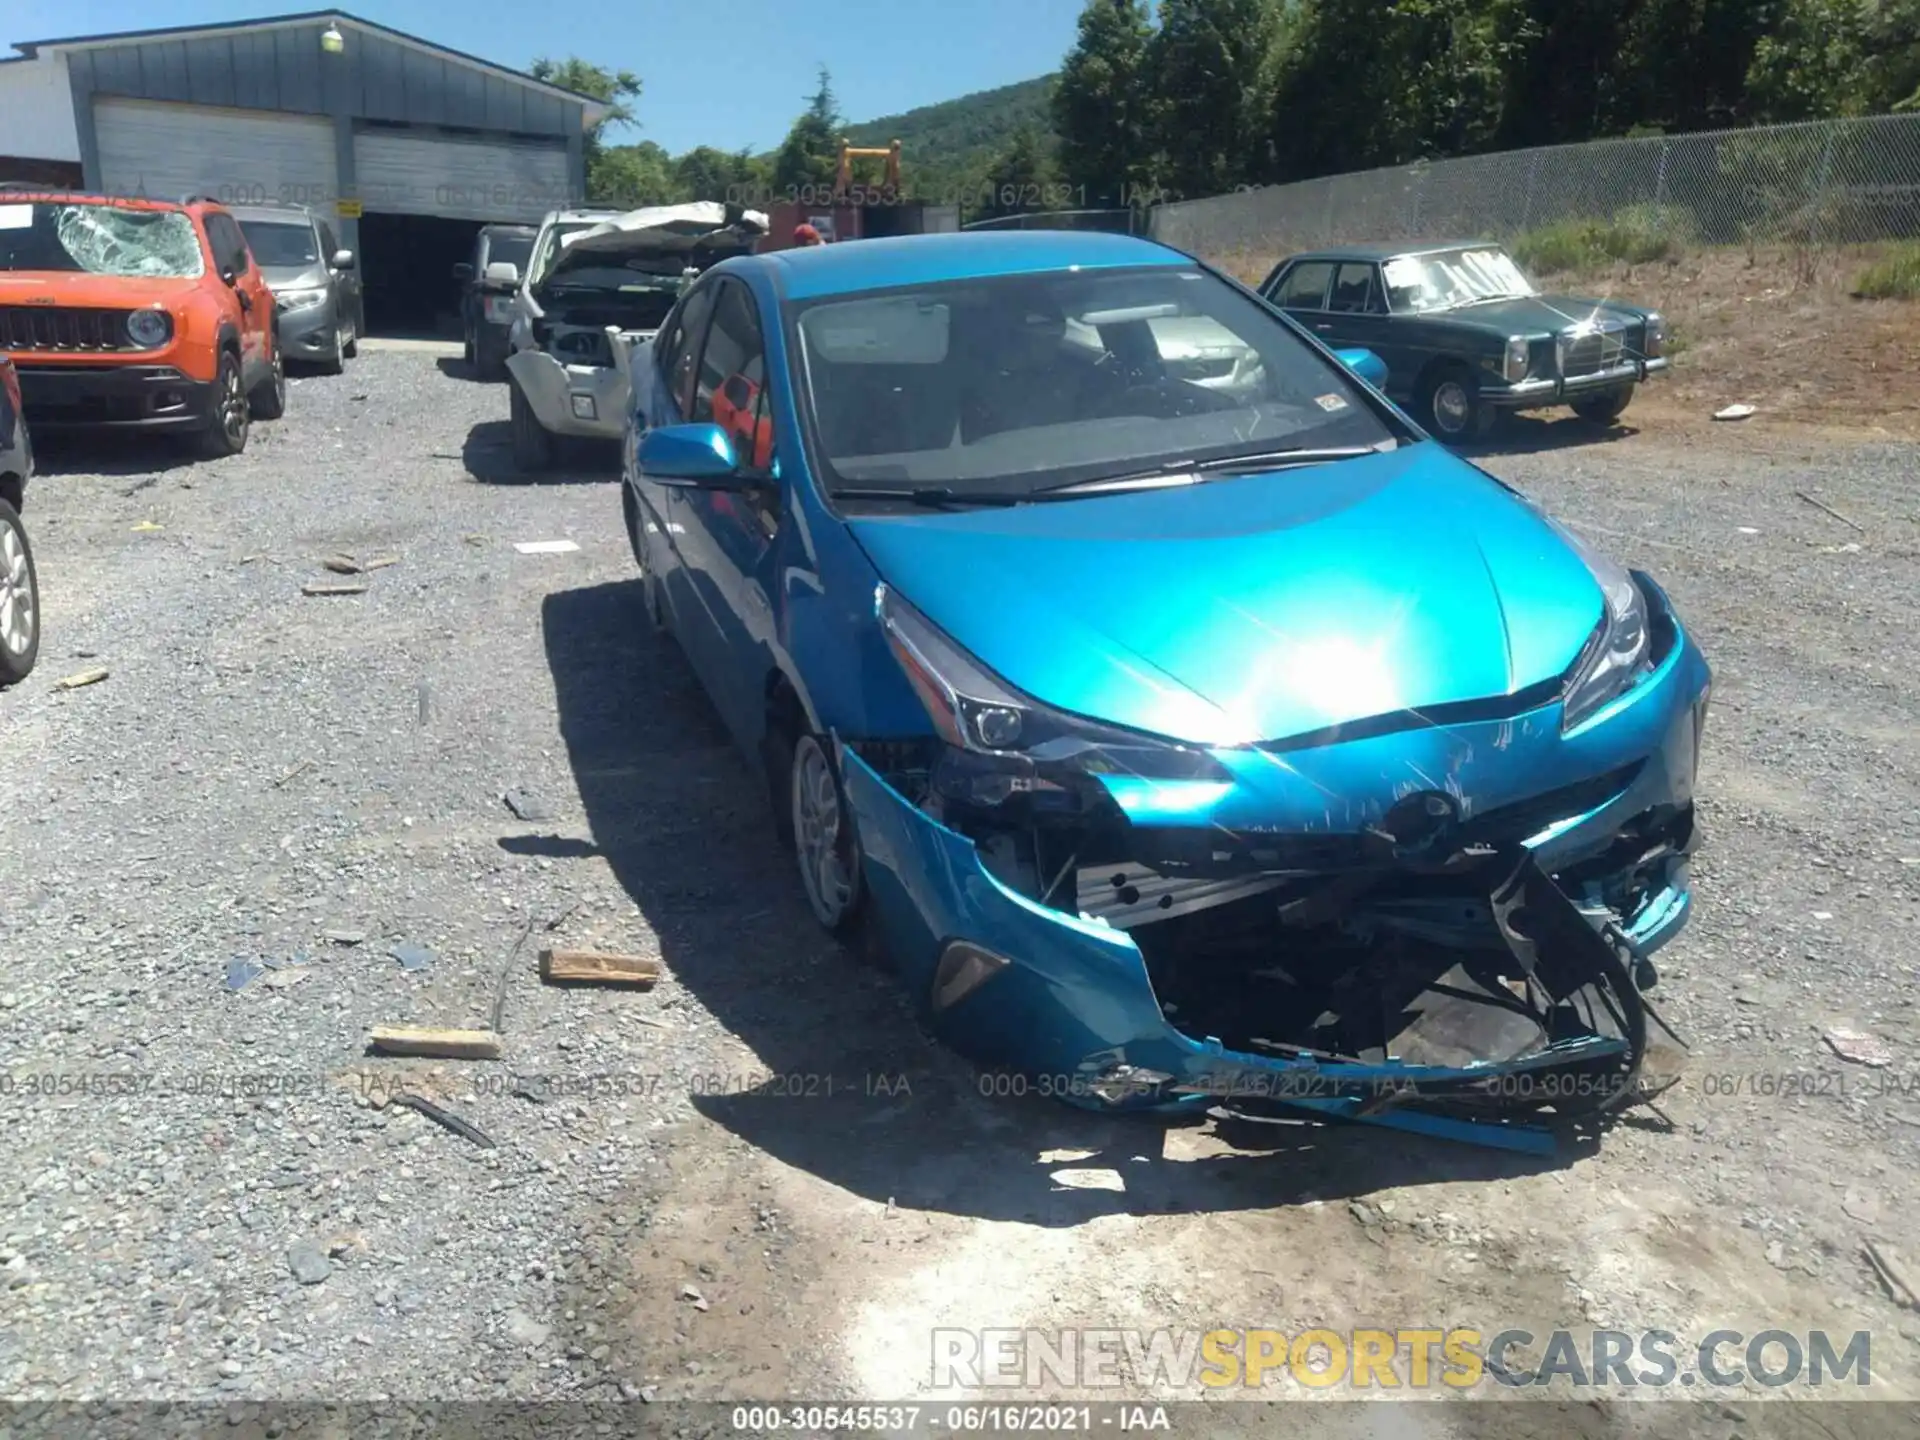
[460,420,620,485]
[25,430,204,477]
[543,581,1581,1228]
[1461,413,1644,458]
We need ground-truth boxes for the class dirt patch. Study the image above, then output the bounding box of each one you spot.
[1216,242,1920,441]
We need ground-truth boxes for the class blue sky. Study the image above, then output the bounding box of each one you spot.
[5,1,1088,154]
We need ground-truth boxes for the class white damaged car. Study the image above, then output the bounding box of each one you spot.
[504,202,768,470]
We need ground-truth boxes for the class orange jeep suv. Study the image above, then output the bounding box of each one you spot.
[0,188,285,458]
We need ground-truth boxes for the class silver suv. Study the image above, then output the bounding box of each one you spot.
[230,202,363,374]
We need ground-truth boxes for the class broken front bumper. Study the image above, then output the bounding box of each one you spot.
[504,347,630,440]
[839,593,1708,1151]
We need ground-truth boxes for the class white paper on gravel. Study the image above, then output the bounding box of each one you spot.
[513,540,580,554]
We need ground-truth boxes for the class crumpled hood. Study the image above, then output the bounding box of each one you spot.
[551,202,769,278]
[848,445,1607,748]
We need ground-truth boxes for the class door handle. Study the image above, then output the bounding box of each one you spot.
[1312,322,1333,332]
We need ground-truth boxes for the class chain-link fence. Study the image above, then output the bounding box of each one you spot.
[963,208,1147,234]
[1150,113,1920,275]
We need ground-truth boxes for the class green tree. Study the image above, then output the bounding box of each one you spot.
[591,142,686,208]
[772,67,844,196]
[673,146,759,203]
[1149,0,1278,198]
[1052,0,1156,207]
[529,55,646,206]
[1749,0,1920,119]
[977,124,1057,218]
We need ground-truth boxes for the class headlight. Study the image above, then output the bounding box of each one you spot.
[1644,313,1666,358]
[276,286,329,312]
[125,309,171,348]
[876,584,1229,786]
[1553,522,1653,732]
[1503,336,1530,383]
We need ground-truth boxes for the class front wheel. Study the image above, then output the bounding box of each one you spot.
[787,731,866,937]
[249,353,286,420]
[1571,385,1634,425]
[509,377,554,472]
[0,500,40,686]
[1418,364,1492,444]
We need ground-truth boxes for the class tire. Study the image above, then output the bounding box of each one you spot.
[1571,385,1634,425]
[476,335,509,383]
[509,376,555,472]
[197,350,249,460]
[318,340,345,377]
[249,352,287,420]
[783,729,868,938]
[1417,363,1487,444]
[341,316,358,360]
[462,333,475,367]
[0,499,39,687]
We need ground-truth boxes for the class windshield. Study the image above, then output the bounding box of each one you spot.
[528,220,612,286]
[484,232,534,273]
[1383,247,1537,313]
[237,219,319,268]
[0,201,205,278]
[791,264,1394,496]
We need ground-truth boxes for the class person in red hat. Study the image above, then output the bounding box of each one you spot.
[793,223,825,247]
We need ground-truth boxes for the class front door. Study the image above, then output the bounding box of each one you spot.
[206,212,275,382]
[679,275,783,750]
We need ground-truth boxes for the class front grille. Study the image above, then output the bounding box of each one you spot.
[0,306,135,353]
[1560,326,1625,378]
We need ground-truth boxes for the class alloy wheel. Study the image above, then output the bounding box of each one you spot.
[791,734,859,929]
[0,515,35,660]
[218,363,247,446]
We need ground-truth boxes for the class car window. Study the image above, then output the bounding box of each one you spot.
[1272,261,1335,310]
[792,262,1394,497]
[318,221,339,260]
[692,279,773,472]
[204,214,250,276]
[663,283,717,419]
[488,232,534,274]
[1330,263,1381,314]
[236,219,319,268]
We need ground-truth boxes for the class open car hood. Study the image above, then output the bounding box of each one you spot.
[549,202,769,279]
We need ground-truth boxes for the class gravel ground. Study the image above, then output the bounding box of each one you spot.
[2,357,1917,1429]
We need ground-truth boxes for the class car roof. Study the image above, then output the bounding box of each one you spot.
[1284,240,1498,264]
[227,203,316,224]
[481,223,537,235]
[753,230,1190,301]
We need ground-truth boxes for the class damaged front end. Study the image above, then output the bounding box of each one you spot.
[507,203,769,439]
[839,579,1709,1154]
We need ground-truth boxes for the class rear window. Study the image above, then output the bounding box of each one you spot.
[485,232,534,272]
[0,201,205,278]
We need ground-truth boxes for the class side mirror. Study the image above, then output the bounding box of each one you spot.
[637,422,742,487]
[332,249,355,269]
[452,261,473,282]
[1335,347,1388,389]
[484,260,520,286]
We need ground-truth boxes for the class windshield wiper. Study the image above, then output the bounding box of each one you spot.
[1039,442,1393,495]
[828,486,1053,509]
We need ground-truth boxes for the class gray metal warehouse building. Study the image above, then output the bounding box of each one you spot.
[0,9,607,333]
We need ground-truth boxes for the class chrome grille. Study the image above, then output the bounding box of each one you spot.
[1559,324,1625,378]
[0,306,135,353]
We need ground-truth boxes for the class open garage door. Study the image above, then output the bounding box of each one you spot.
[352,129,573,222]
[94,97,338,210]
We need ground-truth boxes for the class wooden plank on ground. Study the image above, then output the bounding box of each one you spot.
[368,1026,502,1060]
[539,948,661,987]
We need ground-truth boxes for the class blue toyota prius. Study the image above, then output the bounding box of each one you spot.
[620,230,1710,1151]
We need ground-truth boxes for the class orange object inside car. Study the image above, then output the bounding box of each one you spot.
[711,371,774,470]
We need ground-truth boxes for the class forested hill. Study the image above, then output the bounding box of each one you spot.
[843,75,1059,203]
